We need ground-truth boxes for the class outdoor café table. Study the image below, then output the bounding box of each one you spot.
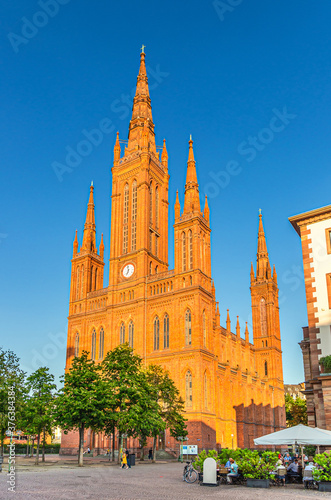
[217,468,230,484]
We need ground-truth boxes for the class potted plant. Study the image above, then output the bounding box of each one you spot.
[313,451,331,491]
[238,451,278,488]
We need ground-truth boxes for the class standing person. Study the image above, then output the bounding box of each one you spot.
[227,458,239,483]
[125,448,131,468]
[148,448,153,460]
[87,447,91,455]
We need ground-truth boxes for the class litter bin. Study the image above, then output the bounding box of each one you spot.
[129,453,136,466]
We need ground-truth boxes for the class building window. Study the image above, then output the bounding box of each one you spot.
[154,316,160,350]
[95,268,98,290]
[150,261,152,275]
[164,314,169,349]
[149,230,153,252]
[260,298,267,336]
[74,332,79,357]
[120,323,125,344]
[204,372,208,409]
[185,371,192,407]
[81,265,84,298]
[131,180,137,251]
[188,230,193,269]
[155,265,158,274]
[76,266,80,300]
[155,235,159,257]
[155,186,159,228]
[150,182,153,225]
[123,183,129,254]
[129,321,134,349]
[182,232,186,271]
[203,310,206,347]
[91,329,96,360]
[99,328,104,359]
[264,360,268,377]
[326,228,331,254]
[185,309,192,346]
[327,273,331,309]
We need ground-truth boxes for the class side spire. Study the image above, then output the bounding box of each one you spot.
[174,190,181,220]
[226,309,231,333]
[127,50,156,152]
[256,211,271,280]
[81,183,96,253]
[99,233,104,260]
[114,132,121,163]
[161,139,168,169]
[236,316,240,337]
[183,136,201,214]
[204,195,210,224]
[73,230,78,257]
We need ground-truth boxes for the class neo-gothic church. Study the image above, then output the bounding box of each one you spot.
[61,52,285,454]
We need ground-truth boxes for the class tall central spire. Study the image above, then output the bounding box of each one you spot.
[127,50,156,152]
[183,136,201,214]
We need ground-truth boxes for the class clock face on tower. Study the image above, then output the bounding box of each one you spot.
[122,263,135,278]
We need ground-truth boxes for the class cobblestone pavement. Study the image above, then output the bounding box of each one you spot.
[1,460,331,500]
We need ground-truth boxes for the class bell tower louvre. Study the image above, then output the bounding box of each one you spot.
[61,51,285,455]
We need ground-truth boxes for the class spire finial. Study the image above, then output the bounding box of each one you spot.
[259,208,262,215]
[140,44,146,54]
[91,180,93,187]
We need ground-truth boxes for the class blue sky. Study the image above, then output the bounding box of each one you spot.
[1,0,331,385]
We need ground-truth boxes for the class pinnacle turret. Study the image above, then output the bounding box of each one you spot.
[81,183,96,253]
[183,136,201,214]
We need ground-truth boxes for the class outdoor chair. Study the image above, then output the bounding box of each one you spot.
[303,469,317,489]
[274,467,286,486]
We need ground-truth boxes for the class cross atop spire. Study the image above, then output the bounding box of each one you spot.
[140,44,146,54]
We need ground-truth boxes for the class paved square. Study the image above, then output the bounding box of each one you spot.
[1,460,330,499]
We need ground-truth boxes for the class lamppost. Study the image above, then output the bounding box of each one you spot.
[231,434,234,450]
[5,431,12,473]
[177,436,183,463]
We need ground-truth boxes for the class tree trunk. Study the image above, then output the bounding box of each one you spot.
[42,427,46,462]
[26,438,29,457]
[35,433,40,465]
[111,426,115,462]
[152,435,157,463]
[78,425,84,467]
[117,434,122,465]
[0,433,4,457]
[30,438,35,457]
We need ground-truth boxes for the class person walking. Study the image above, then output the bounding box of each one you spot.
[125,448,131,468]
[148,448,153,460]
[121,448,128,469]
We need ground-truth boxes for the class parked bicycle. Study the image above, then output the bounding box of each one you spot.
[183,461,198,483]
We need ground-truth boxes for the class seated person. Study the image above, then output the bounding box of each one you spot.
[286,459,300,482]
[283,452,291,464]
[302,457,315,483]
[225,458,231,467]
[275,463,286,484]
[227,458,239,483]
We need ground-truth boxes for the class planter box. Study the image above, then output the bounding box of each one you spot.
[318,482,331,492]
[246,478,270,488]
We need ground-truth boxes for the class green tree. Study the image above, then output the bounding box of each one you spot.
[285,394,307,427]
[0,348,26,456]
[145,364,187,462]
[23,367,57,465]
[102,344,164,462]
[54,352,106,466]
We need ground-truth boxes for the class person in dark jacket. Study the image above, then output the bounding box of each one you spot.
[148,448,153,460]
[125,448,131,468]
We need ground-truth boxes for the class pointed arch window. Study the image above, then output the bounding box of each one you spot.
[131,180,137,251]
[204,372,208,409]
[164,314,169,349]
[155,186,159,228]
[188,230,193,270]
[149,182,153,225]
[264,360,268,377]
[182,232,186,272]
[90,265,94,292]
[74,332,79,357]
[76,266,80,300]
[260,298,267,336]
[95,268,98,290]
[98,328,104,359]
[203,310,206,347]
[91,329,96,360]
[129,321,134,349]
[81,265,84,298]
[154,316,160,350]
[185,371,192,407]
[149,261,152,275]
[185,309,192,346]
[123,183,129,254]
[120,323,125,344]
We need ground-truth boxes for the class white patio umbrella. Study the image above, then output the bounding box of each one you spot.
[254,424,331,468]
[254,424,331,446]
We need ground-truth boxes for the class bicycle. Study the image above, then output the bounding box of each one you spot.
[183,461,198,483]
